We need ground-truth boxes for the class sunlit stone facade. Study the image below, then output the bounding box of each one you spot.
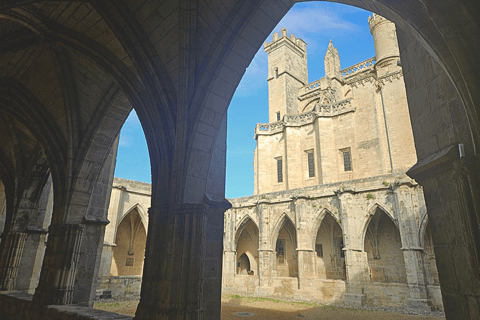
[222,15,443,312]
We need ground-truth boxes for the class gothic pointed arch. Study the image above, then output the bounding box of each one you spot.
[115,203,148,242]
[364,206,406,283]
[235,214,259,244]
[111,206,147,276]
[310,208,337,249]
[235,215,259,275]
[361,203,398,247]
[314,211,345,280]
[271,212,296,249]
[271,213,298,277]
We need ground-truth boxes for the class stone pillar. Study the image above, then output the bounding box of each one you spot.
[0,232,27,290]
[222,206,236,287]
[15,228,48,293]
[257,201,273,293]
[15,177,53,293]
[344,249,369,306]
[407,145,480,319]
[202,196,229,318]
[135,203,209,319]
[222,250,236,287]
[337,190,369,306]
[392,184,430,311]
[33,223,85,306]
[293,198,315,294]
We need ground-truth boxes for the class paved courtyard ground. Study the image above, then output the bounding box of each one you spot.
[93,295,445,319]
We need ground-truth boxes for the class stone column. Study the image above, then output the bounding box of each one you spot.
[15,227,48,293]
[257,201,273,294]
[392,184,430,311]
[15,177,53,293]
[135,203,209,320]
[293,197,315,295]
[343,249,369,306]
[222,250,236,287]
[0,232,27,290]
[407,145,480,319]
[336,190,369,306]
[222,206,236,288]
[33,223,85,306]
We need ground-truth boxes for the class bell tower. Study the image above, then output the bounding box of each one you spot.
[369,13,400,76]
[264,28,308,123]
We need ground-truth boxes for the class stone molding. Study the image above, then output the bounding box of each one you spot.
[25,226,48,234]
[406,144,460,182]
[375,70,403,89]
[255,99,354,138]
[341,57,376,78]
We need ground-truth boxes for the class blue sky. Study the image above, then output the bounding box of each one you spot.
[114,2,375,198]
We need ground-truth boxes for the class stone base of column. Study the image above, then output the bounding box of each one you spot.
[406,298,431,312]
[344,293,366,307]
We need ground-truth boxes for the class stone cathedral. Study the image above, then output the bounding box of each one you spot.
[0,0,479,319]
[97,15,444,312]
[222,15,443,311]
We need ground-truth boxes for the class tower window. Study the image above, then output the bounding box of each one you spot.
[275,67,279,78]
[342,149,352,171]
[307,151,315,177]
[276,158,283,183]
[276,112,280,121]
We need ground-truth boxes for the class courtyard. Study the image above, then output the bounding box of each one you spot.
[94,295,446,319]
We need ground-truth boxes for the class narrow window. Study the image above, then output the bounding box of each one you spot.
[276,158,283,183]
[339,239,345,258]
[276,112,280,121]
[276,239,285,264]
[342,149,352,171]
[307,151,315,177]
[315,244,323,258]
[275,67,279,78]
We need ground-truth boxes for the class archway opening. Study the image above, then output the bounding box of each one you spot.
[364,208,406,283]
[235,218,259,276]
[315,213,345,280]
[274,218,297,277]
[237,253,251,275]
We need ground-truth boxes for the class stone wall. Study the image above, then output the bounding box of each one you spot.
[223,174,444,311]
[255,17,417,195]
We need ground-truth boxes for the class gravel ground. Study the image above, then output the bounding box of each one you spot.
[93,295,446,319]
